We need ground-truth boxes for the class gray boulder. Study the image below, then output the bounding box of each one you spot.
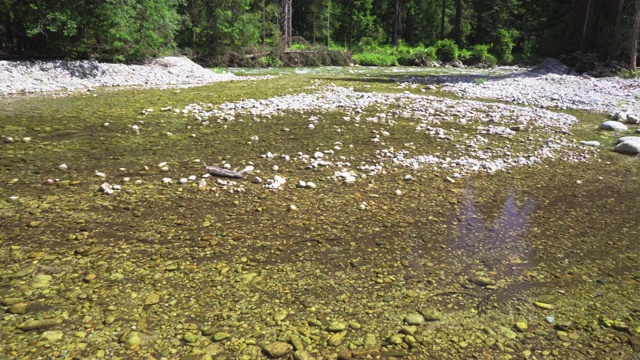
[600,121,628,131]
[614,136,640,155]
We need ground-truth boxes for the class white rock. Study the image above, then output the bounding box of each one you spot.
[313,152,324,159]
[103,122,110,127]
[614,136,640,155]
[134,179,143,185]
[159,166,169,172]
[600,121,628,131]
[395,189,402,196]
[240,165,254,173]
[358,203,367,210]
[99,182,113,193]
[123,177,131,182]
[112,184,121,190]
[289,204,298,211]
[131,125,140,134]
[305,182,317,189]
[579,140,600,147]
[223,163,231,169]
[404,175,413,181]
[158,162,167,168]
[95,171,106,178]
[179,178,188,184]
[272,165,279,171]
[297,180,307,188]
[627,114,639,124]
[161,107,172,112]
[308,124,315,130]
[188,175,197,181]
[162,178,172,184]
[58,164,68,171]
[252,177,263,184]
[22,137,31,142]
[8,195,19,201]
[273,175,286,184]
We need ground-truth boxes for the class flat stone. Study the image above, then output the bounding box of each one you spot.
[420,309,443,321]
[469,275,496,286]
[8,302,30,314]
[294,350,315,360]
[337,349,352,360]
[404,313,425,326]
[327,321,347,332]
[40,330,64,342]
[213,332,230,341]
[144,293,160,305]
[263,341,293,358]
[579,140,600,147]
[327,332,346,346]
[600,121,628,131]
[31,274,52,289]
[123,331,142,350]
[363,333,378,349]
[19,317,63,331]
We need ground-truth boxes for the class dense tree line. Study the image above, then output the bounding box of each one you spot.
[1,0,639,69]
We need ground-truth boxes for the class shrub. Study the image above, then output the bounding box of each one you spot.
[397,45,437,66]
[260,55,283,67]
[461,44,497,67]
[353,52,397,66]
[493,28,519,63]
[434,39,459,62]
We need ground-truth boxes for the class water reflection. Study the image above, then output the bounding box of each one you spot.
[452,186,537,279]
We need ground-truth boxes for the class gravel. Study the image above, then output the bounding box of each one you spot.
[0,56,240,96]
[400,64,640,116]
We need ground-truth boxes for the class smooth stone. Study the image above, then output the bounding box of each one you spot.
[614,136,640,155]
[263,341,293,358]
[388,334,404,345]
[144,293,160,305]
[213,332,230,341]
[579,140,600,147]
[420,309,443,321]
[289,334,304,351]
[327,321,347,332]
[327,332,346,346]
[537,294,558,304]
[469,275,496,286]
[534,301,555,309]
[499,326,518,340]
[20,317,63,331]
[183,333,198,343]
[363,333,378,349]
[337,349,352,360]
[9,302,30,314]
[515,321,529,332]
[600,121,628,131]
[123,331,142,350]
[40,330,64,342]
[294,350,315,360]
[31,274,52,289]
[404,313,425,326]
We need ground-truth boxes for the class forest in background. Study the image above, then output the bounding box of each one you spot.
[1,0,639,72]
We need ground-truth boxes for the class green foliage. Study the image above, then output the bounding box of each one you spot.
[397,45,437,66]
[260,55,283,67]
[352,52,397,66]
[473,77,487,85]
[435,39,459,62]
[493,28,519,63]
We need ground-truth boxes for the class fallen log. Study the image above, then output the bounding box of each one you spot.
[204,164,244,178]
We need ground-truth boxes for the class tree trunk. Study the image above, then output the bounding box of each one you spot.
[393,0,400,46]
[441,0,446,40]
[632,0,640,70]
[580,0,593,51]
[610,0,624,60]
[327,0,331,48]
[454,0,462,45]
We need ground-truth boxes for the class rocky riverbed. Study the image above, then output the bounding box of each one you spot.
[1,63,639,360]
[0,56,239,96]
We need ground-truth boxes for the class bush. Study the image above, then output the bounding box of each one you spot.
[397,45,437,66]
[353,52,397,66]
[260,55,283,67]
[493,28,519,63]
[461,44,497,67]
[435,39,459,62]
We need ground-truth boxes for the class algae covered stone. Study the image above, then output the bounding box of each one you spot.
[263,341,293,358]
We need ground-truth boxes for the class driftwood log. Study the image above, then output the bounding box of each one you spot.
[204,165,243,178]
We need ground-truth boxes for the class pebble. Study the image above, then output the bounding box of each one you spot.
[404,313,425,326]
[162,178,172,184]
[600,121,628,131]
[327,321,347,332]
[31,274,52,289]
[515,321,528,332]
[58,163,68,171]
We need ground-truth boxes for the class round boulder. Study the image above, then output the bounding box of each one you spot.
[614,136,640,155]
[600,121,628,131]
